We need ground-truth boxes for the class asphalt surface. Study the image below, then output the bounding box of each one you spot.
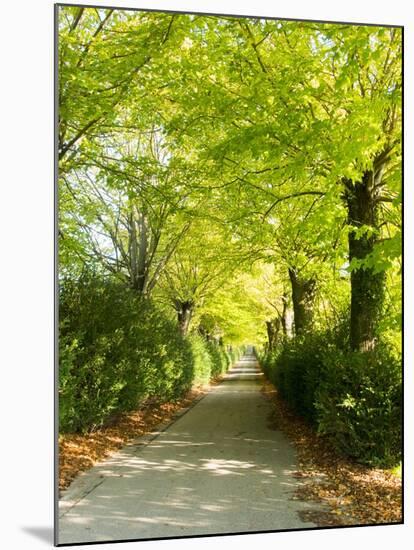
[58,353,322,544]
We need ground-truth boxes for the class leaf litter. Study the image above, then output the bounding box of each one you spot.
[261,379,402,527]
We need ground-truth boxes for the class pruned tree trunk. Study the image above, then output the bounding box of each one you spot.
[176,300,194,336]
[128,210,149,294]
[281,291,290,336]
[288,268,316,335]
[344,172,385,351]
[198,325,212,341]
[265,320,274,352]
[135,212,149,293]
[266,317,280,352]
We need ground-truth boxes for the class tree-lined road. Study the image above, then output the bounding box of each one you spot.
[59,353,323,544]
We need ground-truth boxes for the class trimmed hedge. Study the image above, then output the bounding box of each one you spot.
[59,275,238,433]
[59,277,193,432]
[205,341,229,378]
[262,337,323,424]
[261,333,402,467]
[187,333,214,385]
[315,344,402,467]
[228,345,244,365]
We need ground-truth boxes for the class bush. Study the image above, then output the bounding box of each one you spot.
[226,346,242,366]
[261,335,326,424]
[261,331,402,467]
[188,333,213,385]
[316,344,402,467]
[59,330,128,433]
[220,347,231,371]
[206,341,229,377]
[59,275,195,433]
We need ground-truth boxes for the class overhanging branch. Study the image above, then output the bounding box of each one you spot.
[262,191,326,220]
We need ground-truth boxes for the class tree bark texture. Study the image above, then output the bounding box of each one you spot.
[344,172,385,351]
[176,300,194,336]
[288,268,316,335]
[281,292,292,337]
[266,317,281,352]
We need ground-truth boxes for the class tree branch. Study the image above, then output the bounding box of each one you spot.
[69,7,84,33]
[59,116,102,160]
[262,191,326,220]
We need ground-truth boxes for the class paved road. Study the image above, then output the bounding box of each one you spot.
[58,353,321,544]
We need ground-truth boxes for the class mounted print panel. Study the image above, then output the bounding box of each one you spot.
[55,3,403,546]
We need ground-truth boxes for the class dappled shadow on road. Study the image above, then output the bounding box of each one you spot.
[224,367,264,382]
[219,357,265,385]
[59,432,320,543]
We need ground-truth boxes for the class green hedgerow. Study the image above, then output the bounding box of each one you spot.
[260,329,401,467]
[59,275,195,433]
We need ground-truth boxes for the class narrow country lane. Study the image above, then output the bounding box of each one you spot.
[58,353,323,544]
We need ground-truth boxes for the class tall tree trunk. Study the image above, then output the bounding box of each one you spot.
[281,291,290,336]
[266,317,280,352]
[198,325,213,341]
[176,300,194,336]
[288,268,316,335]
[265,321,274,352]
[344,172,385,351]
[136,212,149,293]
[128,210,148,294]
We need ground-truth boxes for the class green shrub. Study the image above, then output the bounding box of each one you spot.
[59,271,252,434]
[260,330,402,467]
[262,335,325,424]
[226,346,241,366]
[59,325,130,432]
[225,350,234,367]
[259,349,275,381]
[316,344,402,467]
[188,333,213,385]
[59,275,195,433]
[220,347,230,370]
[206,341,228,377]
[59,335,81,431]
